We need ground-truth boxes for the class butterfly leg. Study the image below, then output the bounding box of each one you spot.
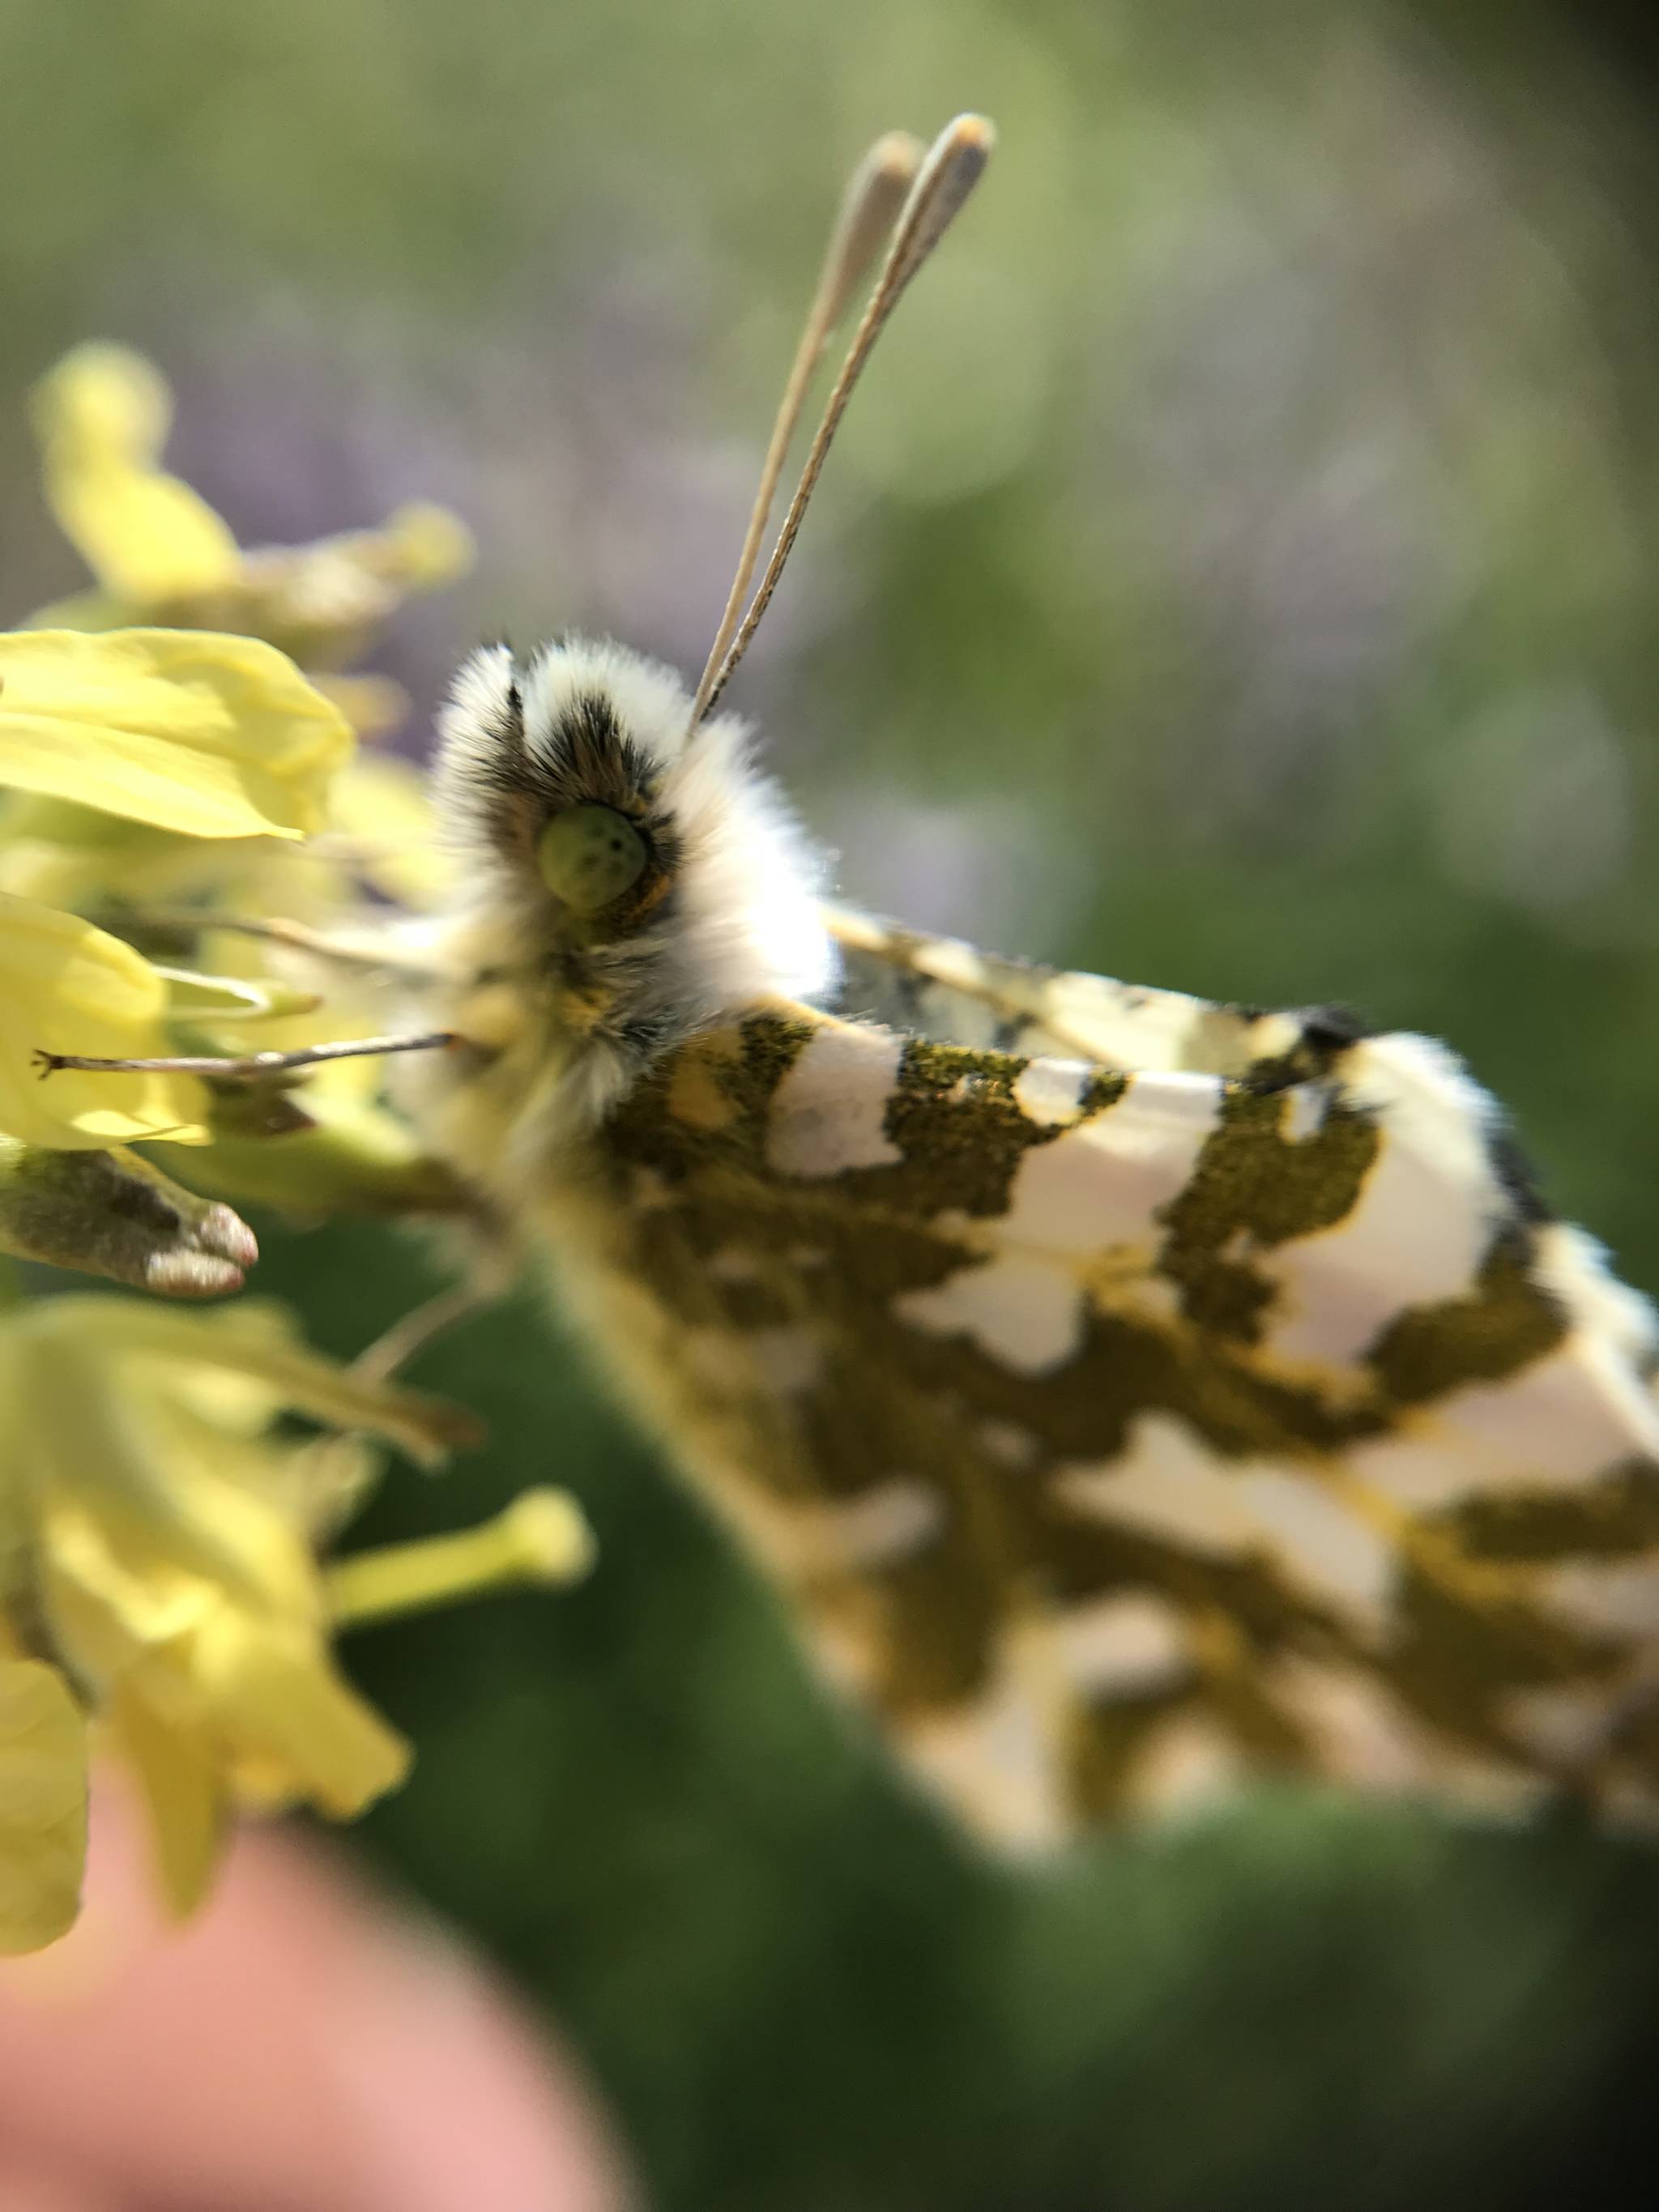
[351,1276,499,1387]
[298,1230,518,1545]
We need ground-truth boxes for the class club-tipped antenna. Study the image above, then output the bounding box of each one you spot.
[689,113,994,731]
[685,130,925,735]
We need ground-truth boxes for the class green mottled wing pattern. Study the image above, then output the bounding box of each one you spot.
[574,915,1659,1846]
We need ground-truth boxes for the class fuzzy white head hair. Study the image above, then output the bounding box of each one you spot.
[432,637,837,1124]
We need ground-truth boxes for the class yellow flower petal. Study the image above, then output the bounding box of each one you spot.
[23,1296,479,1465]
[0,1660,87,1954]
[48,461,241,610]
[50,1499,407,1819]
[0,893,207,1149]
[156,965,321,1022]
[2,791,183,850]
[367,502,475,591]
[173,1085,473,1219]
[188,1609,409,1818]
[45,1505,215,1672]
[311,674,410,740]
[20,590,126,633]
[105,1682,227,1920]
[0,1287,590,1945]
[33,343,172,459]
[0,630,353,840]
[326,753,456,908]
[32,346,240,604]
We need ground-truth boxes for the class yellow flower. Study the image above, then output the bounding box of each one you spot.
[29,345,474,674]
[0,750,446,938]
[0,893,207,1149]
[0,1663,85,1952]
[324,751,458,910]
[32,346,241,607]
[168,1085,474,1221]
[0,346,476,1236]
[0,629,353,841]
[0,1295,590,1947]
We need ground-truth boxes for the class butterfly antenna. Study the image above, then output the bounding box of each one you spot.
[689,113,995,730]
[685,129,926,735]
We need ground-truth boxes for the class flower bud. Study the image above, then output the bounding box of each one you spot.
[0,1139,256,1296]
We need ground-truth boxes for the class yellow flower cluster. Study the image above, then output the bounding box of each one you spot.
[0,632,349,1155]
[0,344,585,1953]
[0,343,473,1273]
[30,344,473,687]
[0,1294,590,1951]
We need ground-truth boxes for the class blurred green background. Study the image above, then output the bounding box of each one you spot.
[8,1,1659,2203]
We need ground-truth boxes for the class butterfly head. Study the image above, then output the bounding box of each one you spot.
[433,636,834,1113]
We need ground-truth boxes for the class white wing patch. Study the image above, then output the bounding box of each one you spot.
[812,1477,945,1572]
[1000,1074,1222,1255]
[1346,1340,1659,1508]
[1542,1558,1659,1639]
[1268,1038,1503,1366]
[1266,1659,1444,1789]
[746,1326,825,1394]
[893,1254,1085,1377]
[1056,1416,1269,1560]
[1125,1715,1247,1821]
[1012,1057,1096,1127]
[766,1024,904,1175]
[1536,1222,1659,1368]
[1057,1419,1397,1634]
[1053,1593,1191,1700]
[1229,1471,1397,1635]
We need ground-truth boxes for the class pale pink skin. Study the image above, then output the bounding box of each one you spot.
[0,1792,633,2212]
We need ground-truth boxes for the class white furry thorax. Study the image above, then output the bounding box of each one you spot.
[425,637,837,1140]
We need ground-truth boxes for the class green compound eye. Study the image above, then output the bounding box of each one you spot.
[536,803,649,913]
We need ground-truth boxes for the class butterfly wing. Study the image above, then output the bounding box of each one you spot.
[825,902,1294,1070]
[575,981,1659,1847]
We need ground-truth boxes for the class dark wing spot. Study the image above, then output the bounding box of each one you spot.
[1486,1126,1555,1226]
[1295,1003,1372,1053]
[1368,1230,1566,1403]
[1243,1002,1373,1094]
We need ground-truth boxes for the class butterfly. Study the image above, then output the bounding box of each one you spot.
[50,114,1659,1848]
